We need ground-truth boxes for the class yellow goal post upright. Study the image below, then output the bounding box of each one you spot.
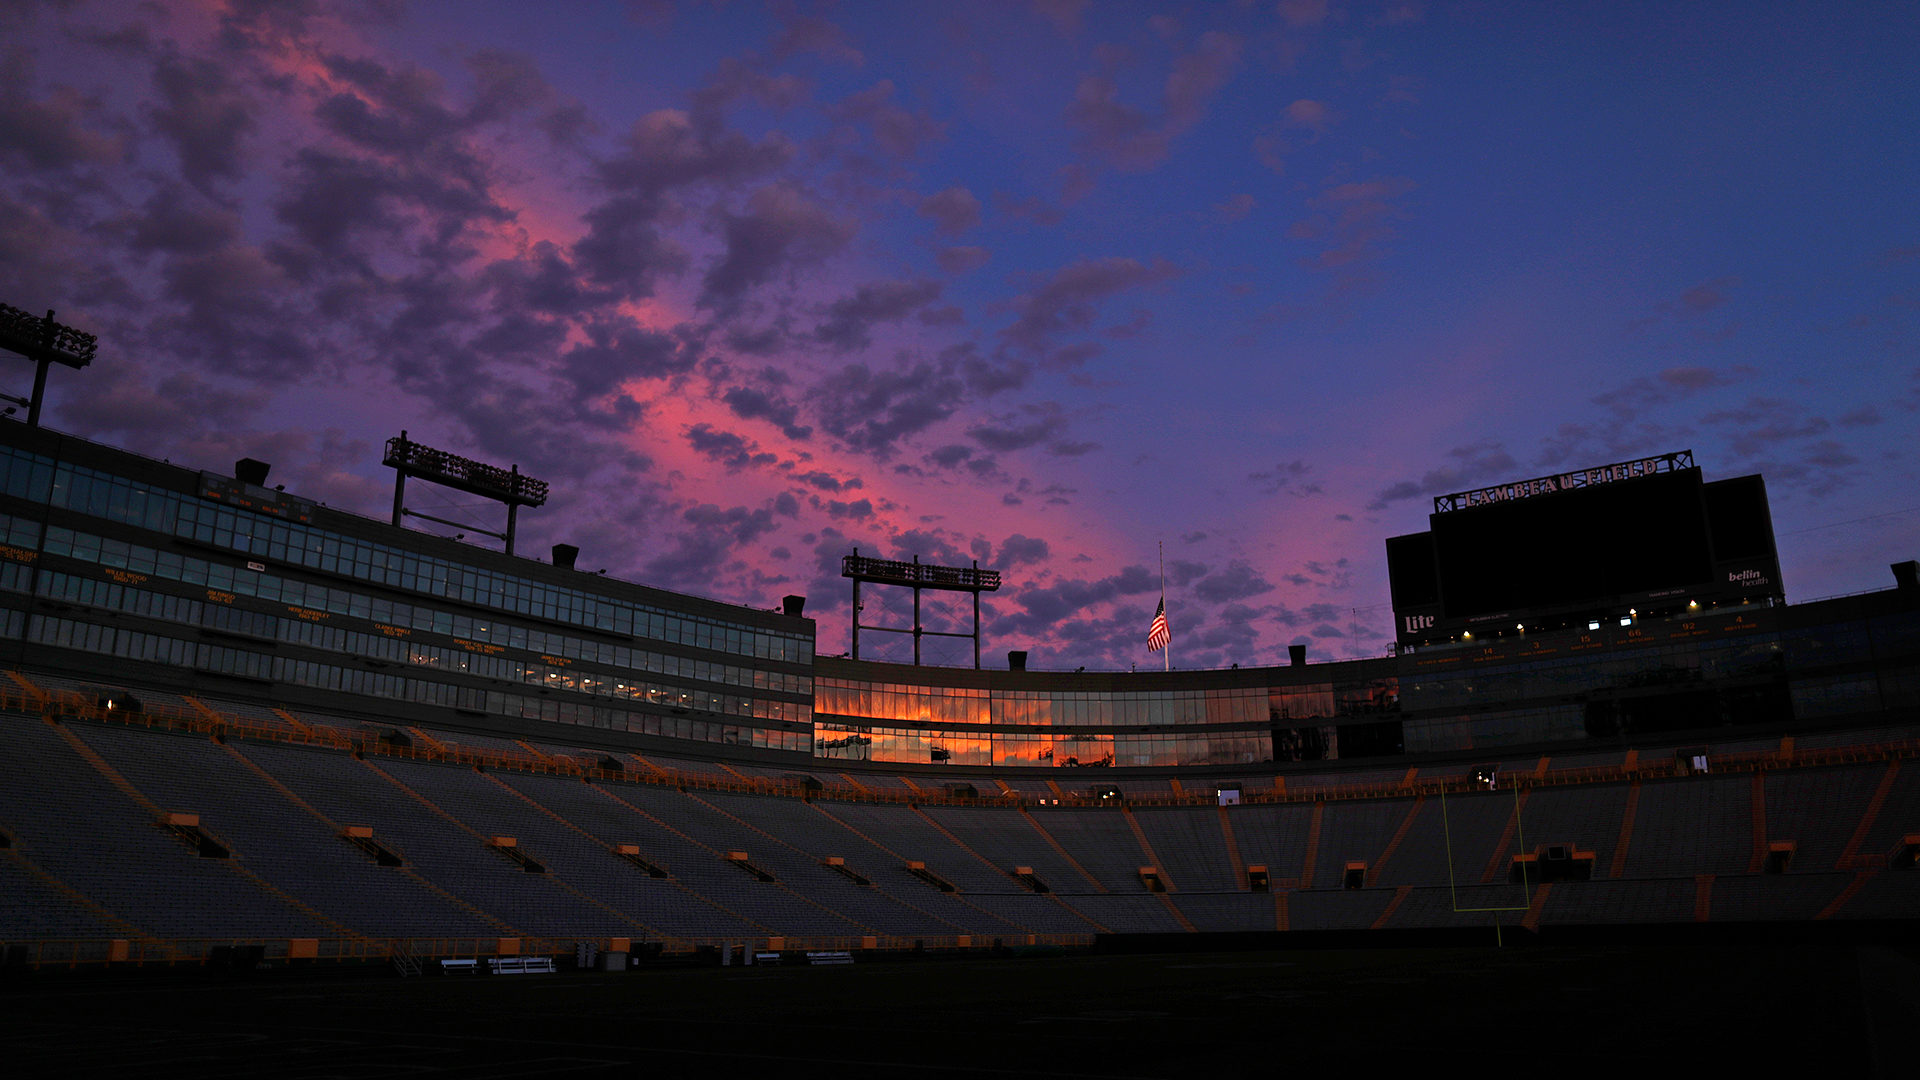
[1439,783,1532,945]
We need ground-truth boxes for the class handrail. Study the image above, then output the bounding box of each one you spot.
[8,674,1916,812]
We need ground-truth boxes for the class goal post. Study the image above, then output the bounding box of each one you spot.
[1439,785,1533,914]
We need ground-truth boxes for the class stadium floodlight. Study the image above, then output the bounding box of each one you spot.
[0,303,97,427]
[384,430,548,556]
[843,549,1001,669]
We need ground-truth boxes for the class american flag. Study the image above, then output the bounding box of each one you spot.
[1147,597,1170,652]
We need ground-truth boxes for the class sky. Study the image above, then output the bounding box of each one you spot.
[2,0,1915,672]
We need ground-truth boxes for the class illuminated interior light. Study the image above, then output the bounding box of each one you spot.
[1588,621,1600,630]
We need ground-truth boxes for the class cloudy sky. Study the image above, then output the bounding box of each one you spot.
[3,0,1915,670]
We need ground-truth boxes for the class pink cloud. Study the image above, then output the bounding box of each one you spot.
[1066,31,1242,171]
[1283,97,1340,134]
[1214,193,1257,222]
[917,187,981,235]
[1289,176,1416,272]
[1276,0,1332,30]
[1032,0,1091,38]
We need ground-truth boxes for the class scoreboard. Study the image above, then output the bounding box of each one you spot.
[1386,452,1782,645]
[198,471,316,524]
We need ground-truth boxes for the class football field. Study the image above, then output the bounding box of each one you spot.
[5,940,1910,1078]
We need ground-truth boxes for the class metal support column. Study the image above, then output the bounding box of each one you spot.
[25,309,58,427]
[27,357,49,427]
[851,577,861,660]
[973,562,982,670]
[390,432,409,527]
[389,429,410,527]
[912,556,922,666]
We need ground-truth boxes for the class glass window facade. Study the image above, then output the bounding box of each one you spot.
[1268,679,1403,761]
[812,721,1272,769]
[5,435,1916,774]
[20,610,811,752]
[817,679,1267,727]
[815,680,989,725]
[0,444,811,665]
[1398,638,1785,712]
[0,441,813,751]
[23,534,809,700]
[1393,615,1799,752]
[0,546,810,727]
[814,677,1272,767]
[816,596,1918,770]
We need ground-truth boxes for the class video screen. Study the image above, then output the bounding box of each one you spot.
[1431,468,1713,618]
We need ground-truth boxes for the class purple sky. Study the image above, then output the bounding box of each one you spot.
[3,1,1915,671]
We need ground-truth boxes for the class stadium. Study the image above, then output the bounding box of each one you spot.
[4,1,1917,1069]
[0,379,1914,1071]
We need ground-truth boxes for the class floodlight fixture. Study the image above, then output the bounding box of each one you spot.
[0,303,97,426]
[384,430,548,555]
[843,549,1001,669]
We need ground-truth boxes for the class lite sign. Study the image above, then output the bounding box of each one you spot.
[1432,451,1694,514]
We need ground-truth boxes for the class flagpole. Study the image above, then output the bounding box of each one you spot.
[1160,541,1168,672]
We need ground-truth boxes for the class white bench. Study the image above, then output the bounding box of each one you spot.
[439,958,479,975]
[805,951,854,965]
[488,956,557,975]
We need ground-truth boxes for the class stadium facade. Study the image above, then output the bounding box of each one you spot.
[5,422,1909,779]
[0,422,818,757]
[1,419,1914,965]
